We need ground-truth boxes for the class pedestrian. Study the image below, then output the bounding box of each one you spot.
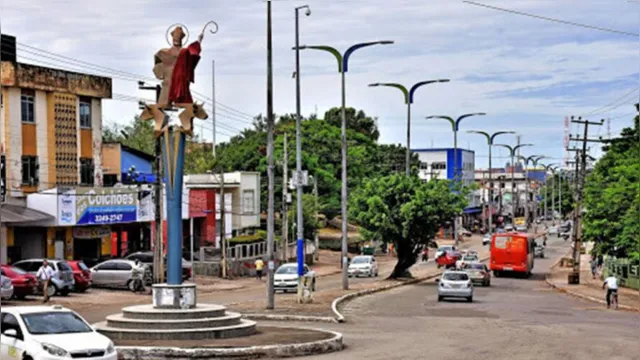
[254,258,264,280]
[36,260,55,303]
[590,257,598,280]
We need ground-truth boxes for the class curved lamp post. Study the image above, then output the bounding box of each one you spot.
[494,143,533,217]
[518,155,544,228]
[541,163,558,222]
[425,113,486,246]
[369,79,450,176]
[297,40,394,290]
[467,130,515,233]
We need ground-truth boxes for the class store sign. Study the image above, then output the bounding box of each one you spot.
[76,188,137,225]
[72,226,111,239]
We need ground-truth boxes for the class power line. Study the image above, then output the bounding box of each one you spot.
[580,88,639,117]
[463,1,639,37]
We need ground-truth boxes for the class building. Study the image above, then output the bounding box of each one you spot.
[101,142,156,186]
[1,33,114,264]
[414,148,476,187]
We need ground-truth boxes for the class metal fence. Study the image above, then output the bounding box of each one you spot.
[604,258,640,290]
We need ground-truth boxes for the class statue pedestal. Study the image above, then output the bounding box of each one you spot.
[152,283,197,309]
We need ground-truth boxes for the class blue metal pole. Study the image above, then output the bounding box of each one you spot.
[162,128,186,285]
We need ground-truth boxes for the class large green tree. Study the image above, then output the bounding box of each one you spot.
[349,175,469,278]
[583,111,640,260]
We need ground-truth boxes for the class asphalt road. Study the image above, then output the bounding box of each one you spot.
[289,235,640,360]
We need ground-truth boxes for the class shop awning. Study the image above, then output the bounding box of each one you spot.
[1,204,55,226]
[463,206,482,214]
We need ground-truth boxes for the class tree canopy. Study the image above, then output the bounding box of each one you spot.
[349,175,469,278]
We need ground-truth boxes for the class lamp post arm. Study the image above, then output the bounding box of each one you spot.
[426,116,456,131]
[409,79,450,103]
[343,41,394,72]
[491,131,516,143]
[297,45,343,72]
[369,83,409,104]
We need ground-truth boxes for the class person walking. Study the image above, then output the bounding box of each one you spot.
[36,260,55,303]
[254,258,264,280]
[590,258,598,280]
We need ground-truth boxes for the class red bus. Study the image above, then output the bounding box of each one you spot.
[490,233,534,277]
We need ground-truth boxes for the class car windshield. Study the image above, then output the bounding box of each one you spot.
[351,257,370,264]
[443,273,469,281]
[464,255,478,261]
[21,312,93,335]
[276,266,297,275]
[9,266,26,275]
[465,263,485,270]
[438,247,452,252]
[57,262,71,271]
[78,262,89,271]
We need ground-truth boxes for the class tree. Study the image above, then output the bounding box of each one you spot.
[324,107,380,141]
[349,175,469,278]
[288,194,319,242]
[583,109,640,260]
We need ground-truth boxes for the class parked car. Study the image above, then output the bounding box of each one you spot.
[437,271,474,302]
[515,224,527,232]
[1,265,38,300]
[125,251,192,281]
[1,275,13,300]
[0,305,117,359]
[90,259,148,290]
[348,255,379,277]
[13,259,74,297]
[463,262,491,286]
[274,263,316,293]
[482,233,492,246]
[504,223,514,232]
[67,260,92,292]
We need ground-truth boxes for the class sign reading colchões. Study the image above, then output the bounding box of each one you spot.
[58,187,146,226]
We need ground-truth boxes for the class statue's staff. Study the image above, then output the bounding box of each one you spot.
[198,21,218,42]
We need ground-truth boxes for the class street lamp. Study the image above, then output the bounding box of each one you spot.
[493,143,533,218]
[425,113,486,246]
[541,163,558,222]
[517,155,545,228]
[467,130,515,233]
[294,4,311,302]
[369,79,450,176]
[297,40,394,290]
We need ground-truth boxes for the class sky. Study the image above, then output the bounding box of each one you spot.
[2,0,640,168]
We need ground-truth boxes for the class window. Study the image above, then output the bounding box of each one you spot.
[21,89,35,123]
[1,313,23,340]
[116,262,132,271]
[432,162,446,170]
[21,156,39,185]
[80,158,94,186]
[95,261,118,271]
[79,98,92,128]
[419,162,429,170]
[243,190,255,214]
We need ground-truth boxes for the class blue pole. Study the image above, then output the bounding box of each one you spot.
[297,238,304,276]
[162,128,186,285]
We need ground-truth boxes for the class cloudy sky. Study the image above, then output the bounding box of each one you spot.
[3,0,639,167]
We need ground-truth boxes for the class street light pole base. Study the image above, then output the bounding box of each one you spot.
[567,271,580,285]
[152,283,197,309]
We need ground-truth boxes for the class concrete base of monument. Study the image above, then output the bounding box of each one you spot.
[112,326,344,360]
[152,282,197,309]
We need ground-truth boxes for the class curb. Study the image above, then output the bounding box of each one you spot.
[115,326,343,359]
[243,313,338,323]
[545,254,639,313]
[332,255,490,322]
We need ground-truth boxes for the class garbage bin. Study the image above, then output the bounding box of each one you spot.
[363,246,375,256]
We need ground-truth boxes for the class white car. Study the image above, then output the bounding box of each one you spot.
[1,305,117,360]
[482,233,492,246]
[274,263,316,293]
[437,271,474,302]
[504,223,514,232]
[515,224,527,232]
[435,245,457,259]
[348,255,379,277]
[1,275,13,300]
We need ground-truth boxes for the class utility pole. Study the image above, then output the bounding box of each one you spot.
[212,60,216,157]
[265,0,275,309]
[220,170,227,278]
[558,170,563,220]
[139,82,165,284]
[567,117,604,285]
[282,134,289,262]
[313,176,319,261]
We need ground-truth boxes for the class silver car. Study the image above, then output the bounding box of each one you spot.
[1,275,14,300]
[90,259,148,290]
[13,259,75,297]
[437,271,474,302]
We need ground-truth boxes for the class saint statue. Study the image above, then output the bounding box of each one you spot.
[153,26,203,107]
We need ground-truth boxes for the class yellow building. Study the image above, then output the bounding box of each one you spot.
[1,34,112,264]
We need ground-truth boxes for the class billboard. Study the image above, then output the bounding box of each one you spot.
[57,187,153,226]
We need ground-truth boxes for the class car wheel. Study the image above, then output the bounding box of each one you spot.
[47,284,58,297]
[375,271,379,277]
[60,288,70,296]
[15,294,26,300]
[437,295,443,302]
[23,354,34,360]
[467,296,473,303]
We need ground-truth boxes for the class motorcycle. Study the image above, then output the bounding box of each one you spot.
[129,264,150,293]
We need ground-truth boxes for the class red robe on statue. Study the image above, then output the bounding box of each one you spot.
[168,41,201,104]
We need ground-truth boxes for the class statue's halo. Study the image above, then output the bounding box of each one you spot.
[165,23,190,46]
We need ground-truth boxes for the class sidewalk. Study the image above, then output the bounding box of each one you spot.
[546,251,640,311]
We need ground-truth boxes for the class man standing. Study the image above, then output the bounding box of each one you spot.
[36,260,55,303]
[254,258,264,280]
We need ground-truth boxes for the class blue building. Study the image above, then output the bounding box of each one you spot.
[102,142,155,186]
[412,148,476,186]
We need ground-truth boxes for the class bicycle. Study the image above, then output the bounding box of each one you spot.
[610,290,618,310]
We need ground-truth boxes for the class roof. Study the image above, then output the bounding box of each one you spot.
[1,204,54,226]
[412,148,475,154]
[121,144,154,162]
[1,305,73,314]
